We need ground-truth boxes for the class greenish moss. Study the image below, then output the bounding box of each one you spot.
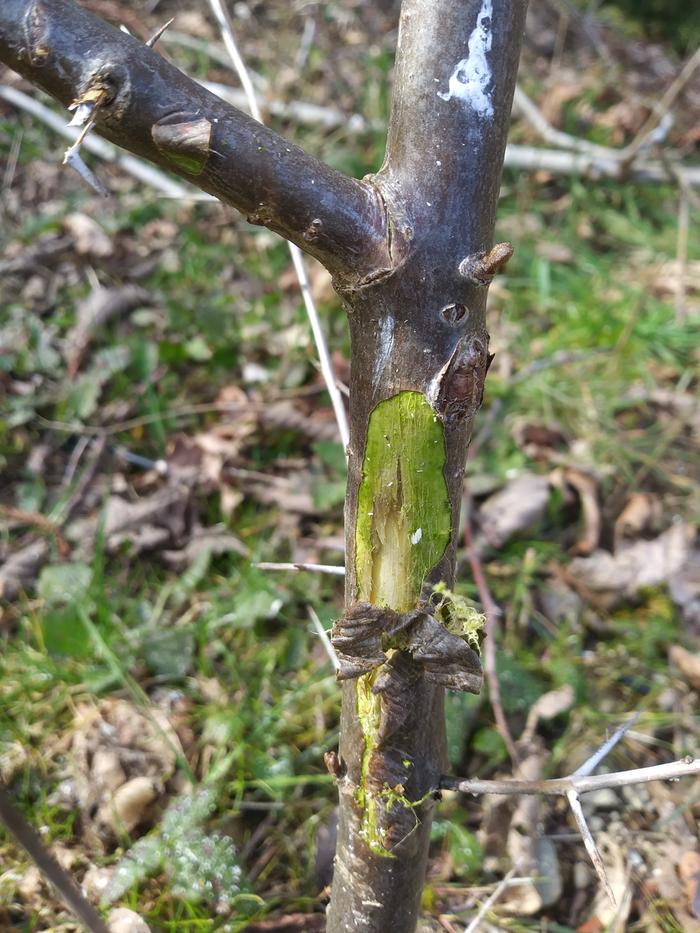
[431,581,485,654]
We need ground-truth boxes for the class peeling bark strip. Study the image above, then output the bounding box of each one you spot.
[0,1,528,930]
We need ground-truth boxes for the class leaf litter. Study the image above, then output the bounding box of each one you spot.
[1,0,699,929]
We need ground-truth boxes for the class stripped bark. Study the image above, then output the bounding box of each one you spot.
[0,2,527,930]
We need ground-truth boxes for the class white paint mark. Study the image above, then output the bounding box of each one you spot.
[373,315,395,389]
[438,0,494,119]
[411,528,423,545]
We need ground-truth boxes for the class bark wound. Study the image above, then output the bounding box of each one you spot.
[430,333,492,424]
[303,217,323,242]
[26,1,49,65]
[152,113,212,175]
[345,391,483,855]
[331,603,482,692]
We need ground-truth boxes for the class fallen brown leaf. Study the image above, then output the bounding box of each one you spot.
[563,468,601,556]
[669,645,700,691]
[568,522,694,606]
[475,472,550,551]
[613,492,662,551]
[679,851,700,919]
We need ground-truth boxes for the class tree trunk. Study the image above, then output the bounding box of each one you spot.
[327,5,526,927]
[0,2,527,930]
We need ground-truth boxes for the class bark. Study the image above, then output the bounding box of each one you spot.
[328,4,527,929]
[0,1,527,931]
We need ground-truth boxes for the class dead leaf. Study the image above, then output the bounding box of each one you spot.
[162,526,249,570]
[107,907,152,933]
[68,486,189,557]
[613,493,662,550]
[64,285,154,376]
[523,684,575,741]
[679,851,700,919]
[563,468,601,555]
[669,548,700,631]
[669,645,700,691]
[0,539,50,600]
[536,241,574,264]
[63,212,113,257]
[568,522,694,606]
[583,834,633,932]
[475,472,550,550]
[514,421,569,461]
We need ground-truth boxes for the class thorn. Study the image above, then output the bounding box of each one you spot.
[459,241,514,286]
[63,147,110,198]
[64,92,110,197]
[567,789,616,905]
[574,712,641,778]
[146,17,175,48]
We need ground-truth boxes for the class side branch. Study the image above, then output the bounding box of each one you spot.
[0,0,390,281]
[440,756,700,796]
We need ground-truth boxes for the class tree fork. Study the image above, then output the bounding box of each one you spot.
[0,1,528,930]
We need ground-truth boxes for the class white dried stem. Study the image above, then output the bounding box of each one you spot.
[463,862,521,933]
[254,562,345,575]
[574,712,640,776]
[307,605,341,671]
[442,756,700,796]
[206,0,350,453]
[0,87,195,198]
[566,788,614,904]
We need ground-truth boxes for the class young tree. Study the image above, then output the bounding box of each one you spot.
[0,1,528,930]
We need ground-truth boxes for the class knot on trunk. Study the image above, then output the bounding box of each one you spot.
[331,599,483,694]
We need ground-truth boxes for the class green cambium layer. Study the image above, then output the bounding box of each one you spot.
[354,391,451,855]
[355,391,451,610]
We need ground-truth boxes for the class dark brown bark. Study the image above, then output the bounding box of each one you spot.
[0,2,527,931]
[0,0,389,282]
[328,2,527,929]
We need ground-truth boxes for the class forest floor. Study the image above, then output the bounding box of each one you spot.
[1,1,699,931]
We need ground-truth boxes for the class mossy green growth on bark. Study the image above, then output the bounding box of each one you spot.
[353,391,452,855]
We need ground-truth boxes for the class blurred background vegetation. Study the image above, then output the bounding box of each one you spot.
[1,0,699,930]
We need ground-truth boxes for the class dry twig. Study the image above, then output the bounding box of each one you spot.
[255,562,345,576]
[0,785,110,933]
[308,605,341,671]
[442,712,700,906]
[207,0,349,453]
[463,495,519,765]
